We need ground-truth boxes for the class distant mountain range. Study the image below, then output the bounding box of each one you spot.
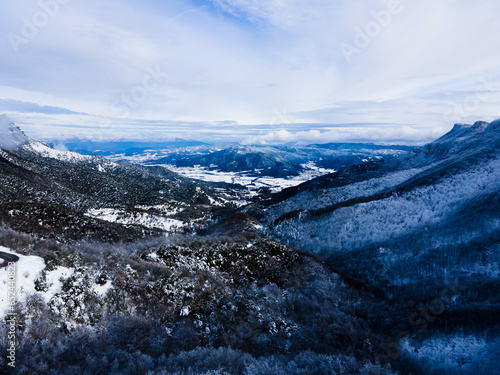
[67,137,412,178]
[151,144,413,177]
[49,139,208,156]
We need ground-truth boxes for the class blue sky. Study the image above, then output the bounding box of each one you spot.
[1,0,499,145]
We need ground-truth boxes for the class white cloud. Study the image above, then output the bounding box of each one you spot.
[243,125,450,146]
[0,0,499,143]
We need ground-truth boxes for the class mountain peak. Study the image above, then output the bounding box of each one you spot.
[0,114,29,151]
[441,119,499,142]
[450,123,470,131]
[410,119,500,163]
[485,118,500,135]
[472,120,490,130]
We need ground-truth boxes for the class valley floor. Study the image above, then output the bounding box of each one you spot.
[158,163,336,199]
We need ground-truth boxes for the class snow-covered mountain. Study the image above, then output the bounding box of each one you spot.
[232,120,500,374]
[0,116,498,375]
[245,120,500,373]
[0,117,403,375]
[0,114,30,151]
[71,137,412,179]
[260,120,500,294]
[121,143,411,177]
[0,115,236,242]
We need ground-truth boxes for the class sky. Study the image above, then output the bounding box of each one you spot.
[0,0,499,145]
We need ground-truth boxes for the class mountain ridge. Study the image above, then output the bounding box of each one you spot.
[258,118,499,305]
[0,116,240,242]
[258,119,500,208]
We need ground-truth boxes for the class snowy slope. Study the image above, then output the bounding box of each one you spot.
[0,247,45,317]
[264,119,500,302]
[0,114,95,163]
[26,140,95,163]
[85,208,185,232]
[0,247,115,318]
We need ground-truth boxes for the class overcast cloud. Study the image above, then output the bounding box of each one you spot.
[0,0,499,144]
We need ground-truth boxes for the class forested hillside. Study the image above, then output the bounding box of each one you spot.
[0,116,498,374]
[251,120,500,374]
[0,116,395,374]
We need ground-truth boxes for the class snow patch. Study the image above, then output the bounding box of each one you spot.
[0,247,116,317]
[0,247,45,317]
[27,140,95,163]
[94,280,113,296]
[86,208,185,232]
[43,266,74,303]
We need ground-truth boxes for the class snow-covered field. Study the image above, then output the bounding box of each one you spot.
[158,164,336,194]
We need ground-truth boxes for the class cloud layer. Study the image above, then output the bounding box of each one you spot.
[1,0,499,144]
